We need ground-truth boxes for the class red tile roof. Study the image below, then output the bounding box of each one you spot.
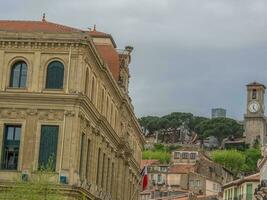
[0,20,121,81]
[0,20,82,33]
[95,44,120,80]
[89,30,109,37]
[223,173,259,188]
[169,164,196,174]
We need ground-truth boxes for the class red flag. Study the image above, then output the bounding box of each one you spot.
[141,165,148,191]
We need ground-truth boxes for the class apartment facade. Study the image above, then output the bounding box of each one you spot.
[0,19,144,200]
[223,173,259,200]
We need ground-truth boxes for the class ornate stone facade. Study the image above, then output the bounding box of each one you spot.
[0,19,144,200]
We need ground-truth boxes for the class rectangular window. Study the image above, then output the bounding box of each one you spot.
[86,139,91,180]
[106,158,110,192]
[100,88,105,114]
[190,153,196,159]
[79,133,85,178]
[1,125,21,170]
[182,152,189,159]
[110,162,114,196]
[96,148,101,186]
[174,152,180,159]
[157,174,162,182]
[101,153,106,188]
[38,125,59,171]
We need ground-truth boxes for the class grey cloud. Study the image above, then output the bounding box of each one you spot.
[1,0,267,119]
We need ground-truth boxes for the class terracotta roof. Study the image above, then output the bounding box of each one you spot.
[168,164,196,174]
[89,30,109,37]
[95,44,120,80]
[141,159,159,169]
[0,20,82,33]
[223,173,260,188]
[0,20,121,80]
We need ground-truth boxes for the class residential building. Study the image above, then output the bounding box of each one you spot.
[223,173,259,200]
[254,145,267,200]
[0,18,144,200]
[140,148,234,200]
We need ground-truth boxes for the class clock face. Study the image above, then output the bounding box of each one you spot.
[249,102,260,113]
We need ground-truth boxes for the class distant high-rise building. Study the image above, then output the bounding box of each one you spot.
[211,108,226,118]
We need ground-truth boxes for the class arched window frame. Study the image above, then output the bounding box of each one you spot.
[85,68,89,96]
[9,60,28,88]
[45,60,65,90]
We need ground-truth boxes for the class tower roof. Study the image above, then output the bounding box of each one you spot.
[247,82,266,89]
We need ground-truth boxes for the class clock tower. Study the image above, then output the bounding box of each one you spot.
[244,82,267,146]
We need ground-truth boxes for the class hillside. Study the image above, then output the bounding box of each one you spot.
[139,112,243,143]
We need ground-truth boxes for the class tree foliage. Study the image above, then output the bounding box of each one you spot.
[194,117,243,142]
[211,148,261,176]
[139,112,208,134]
[211,150,245,176]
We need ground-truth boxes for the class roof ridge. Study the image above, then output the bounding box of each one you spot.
[0,20,83,33]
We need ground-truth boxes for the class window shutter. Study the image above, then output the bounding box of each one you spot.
[39,125,59,171]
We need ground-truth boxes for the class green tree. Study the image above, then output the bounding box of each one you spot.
[195,117,243,143]
[211,149,246,176]
[242,148,261,173]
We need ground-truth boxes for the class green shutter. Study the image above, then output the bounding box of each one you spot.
[38,125,59,171]
[246,184,253,200]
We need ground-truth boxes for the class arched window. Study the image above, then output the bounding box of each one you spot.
[85,68,89,95]
[91,77,95,101]
[46,61,64,89]
[10,61,27,88]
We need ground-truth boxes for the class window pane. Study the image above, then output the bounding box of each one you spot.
[6,127,14,140]
[38,125,59,171]
[10,62,27,88]
[20,63,27,87]
[46,61,64,89]
[2,125,21,170]
[14,127,21,141]
[12,66,21,87]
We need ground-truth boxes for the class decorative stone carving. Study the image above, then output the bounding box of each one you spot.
[39,110,64,121]
[0,108,27,119]
[64,110,75,117]
[26,109,38,116]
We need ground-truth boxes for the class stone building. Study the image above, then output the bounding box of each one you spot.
[244,82,267,147]
[0,18,144,200]
[223,173,259,200]
[140,149,233,200]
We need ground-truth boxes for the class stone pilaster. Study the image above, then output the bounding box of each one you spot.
[0,50,4,91]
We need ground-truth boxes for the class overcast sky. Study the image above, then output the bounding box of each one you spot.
[1,0,267,120]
